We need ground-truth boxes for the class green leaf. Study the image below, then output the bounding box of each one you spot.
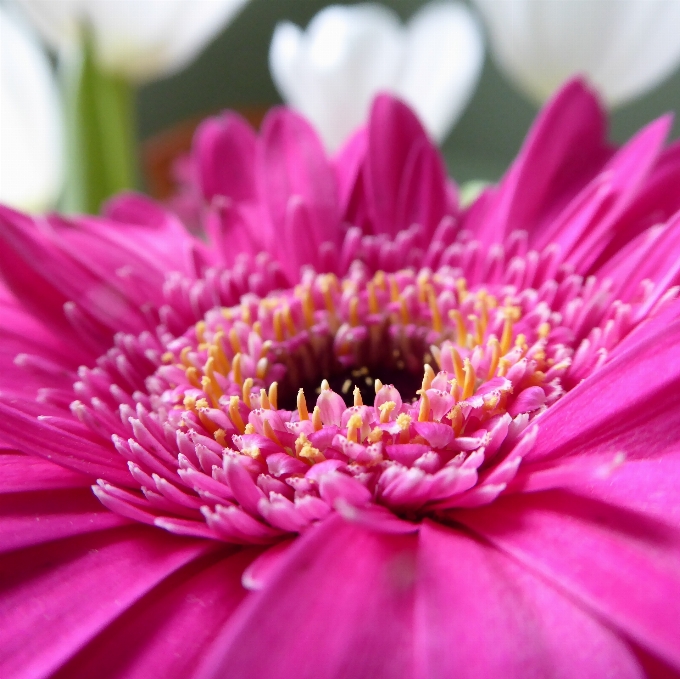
[60,34,137,214]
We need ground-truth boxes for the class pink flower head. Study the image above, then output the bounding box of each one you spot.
[2,81,680,678]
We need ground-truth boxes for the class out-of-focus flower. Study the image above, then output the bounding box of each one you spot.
[473,0,680,107]
[2,82,680,677]
[269,1,484,151]
[16,0,249,83]
[0,5,62,212]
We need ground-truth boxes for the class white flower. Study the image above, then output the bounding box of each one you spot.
[472,0,680,107]
[0,6,63,212]
[269,1,484,151]
[15,0,249,84]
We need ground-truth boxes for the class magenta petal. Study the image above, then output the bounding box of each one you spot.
[258,107,340,259]
[0,487,128,554]
[50,548,256,679]
[197,514,417,679]
[0,453,90,493]
[475,79,611,245]
[0,525,216,679]
[193,111,258,202]
[416,520,643,678]
[366,94,447,239]
[454,491,680,670]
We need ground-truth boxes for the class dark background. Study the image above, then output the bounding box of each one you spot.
[138,0,680,183]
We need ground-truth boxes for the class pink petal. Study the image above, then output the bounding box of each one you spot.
[193,111,258,202]
[0,486,128,554]
[453,491,680,669]
[258,107,340,263]
[50,548,256,679]
[473,79,612,246]
[416,520,644,678]
[0,525,216,679]
[0,453,90,493]
[196,514,417,679]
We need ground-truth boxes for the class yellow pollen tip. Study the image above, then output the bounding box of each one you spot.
[447,404,463,433]
[186,367,201,389]
[195,321,206,343]
[538,322,551,340]
[320,379,330,391]
[374,378,383,394]
[349,297,360,327]
[214,429,227,447]
[183,394,197,411]
[347,413,363,443]
[242,444,261,459]
[353,386,363,407]
[379,400,396,423]
[244,423,256,435]
[396,413,412,443]
[487,337,501,380]
[162,351,174,364]
[428,287,443,333]
[450,346,465,386]
[448,309,467,346]
[367,426,383,443]
[256,357,268,380]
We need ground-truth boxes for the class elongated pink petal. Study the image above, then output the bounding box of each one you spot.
[0,453,90,493]
[0,525,216,679]
[473,79,612,245]
[416,520,644,678]
[258,107,340,264]
[197,514,417,679]
[193,112,258,202]
[453,491,680,670]
[0,487,128,554]
[50,548,256,679]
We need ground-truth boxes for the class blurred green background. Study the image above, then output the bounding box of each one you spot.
[138,0,680,184]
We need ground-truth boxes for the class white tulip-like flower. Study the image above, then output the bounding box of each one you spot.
[15,0,249,84]
[472,0,680,107]
[0,6,63,212]
[269,1,484,151]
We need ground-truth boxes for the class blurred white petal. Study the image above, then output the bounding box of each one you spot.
[473,0,680,107]
[0,6,63,212]
[398,1,484,142]
[269,1,484,151]
[16,0,249,83]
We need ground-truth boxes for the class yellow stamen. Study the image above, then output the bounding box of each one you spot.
[448,404,463,434]
[242,378,253,409]
[347,413,363,443]
[353,386,363,407]
[448,309,467,346]
[297,388,309,420]
[418,391,430,422]
[162,351,174,364]
[179,346,192,368]
[349,297,360,327]
[228,395,245,433]
[195,320,206,343]
[367,281,379,314]
[456,278,468,302]
[487,337,501,380]
[396,413,412,443]
[462,358,476,399]
[312,406,322,431]
[268,382,278,410]
[214,429,227,447]
[389,276,400,303]
[186,367,201,389]
[273,310,284,342]
[320,379,330,391]
[232,353,243,386]
[379,401,396,423]
[263,419,282,446]
[422,364,435,392]
[244,423,256,435]
[283,304,296,336]
[450,346,465,385]
[229,327,241,354]
[256,357,269,380]
[374,378,383,394]
[367,426,384,443]
[241,304,252,325]
[428,287,443,333]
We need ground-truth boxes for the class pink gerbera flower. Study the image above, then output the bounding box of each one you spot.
[2,80,680,678]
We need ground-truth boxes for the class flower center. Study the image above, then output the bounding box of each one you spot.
[77,240,638,543]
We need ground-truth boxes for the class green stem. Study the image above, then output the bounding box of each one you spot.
[60,35,137,214]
